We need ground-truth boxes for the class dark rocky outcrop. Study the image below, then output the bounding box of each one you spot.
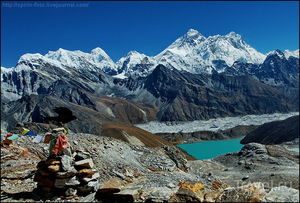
[44,107,77,126]
[241,115,299,145]
[142,65,296,121]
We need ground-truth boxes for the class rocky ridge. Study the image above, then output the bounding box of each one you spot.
[241,115,299,145]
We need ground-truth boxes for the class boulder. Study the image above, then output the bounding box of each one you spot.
[54,176,80,188]
[169,187,201,202]
[78,180,100,193]
[147,187,177,202]
[61,155,75,172]
[65,188,77,196]
[98,177,123,194]
[239,143,268,157]
[79,192,96,202]
[74,150,91,161]
[114,187,141,201]
[75,158,94,169]
[82,173,100,183]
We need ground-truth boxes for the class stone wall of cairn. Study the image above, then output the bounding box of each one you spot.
[33,149,100,200]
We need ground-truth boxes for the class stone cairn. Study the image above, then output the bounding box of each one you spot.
[33,130,100,200]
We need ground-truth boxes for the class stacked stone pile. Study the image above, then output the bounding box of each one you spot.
[33,149,100,200]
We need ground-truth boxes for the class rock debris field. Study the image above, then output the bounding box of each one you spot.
[1,131,299,202]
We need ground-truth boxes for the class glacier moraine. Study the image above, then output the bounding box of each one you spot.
[135,112,299,134]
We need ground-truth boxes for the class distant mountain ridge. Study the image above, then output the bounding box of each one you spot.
[2,29,299,79]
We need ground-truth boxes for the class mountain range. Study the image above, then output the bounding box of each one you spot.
[2,29,299,79]
[1,29,299,133]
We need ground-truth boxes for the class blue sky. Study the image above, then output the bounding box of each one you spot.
[1,1,299,67]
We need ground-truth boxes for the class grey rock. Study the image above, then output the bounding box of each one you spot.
[65,188,77,196]
[148,187,176,201]
[264,186,299,202]
[75,151,91,161]
[167,183,176,188]
[242,175,249,181]
[240,143,268,157]
[79,192,96,202]
[56,171,76,179]
[78,180,100,193]
[54,177,80,188]
[66,177,81,186]
[60,155,75,172]
[115,187,141,201]
[75,158,94,169]
[217,182,266,202]
[113,170,127,180]
[82,173,100,183]
[162,146,189,170]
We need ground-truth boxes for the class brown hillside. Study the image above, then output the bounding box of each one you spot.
[102,122,171,147]
[98,96,158,124]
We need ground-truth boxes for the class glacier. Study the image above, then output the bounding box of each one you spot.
[135,112,299,134]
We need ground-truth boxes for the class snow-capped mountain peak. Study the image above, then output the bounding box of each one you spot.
[267,49,286,59]
[284,49,299,59]
[126,50,141,56]
[225,31,242,40]
[44,47,117,74]
[115,50,157,78]
[118,50,145,62]
[91,47,110,58]
[170,29,206,48]
[186,28,203,37]
[153,29,266,74]
[17,53,64,72]
[4,29,295,79]
[18,53,44,63]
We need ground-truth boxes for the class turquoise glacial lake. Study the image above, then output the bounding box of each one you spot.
[178,138,244,160]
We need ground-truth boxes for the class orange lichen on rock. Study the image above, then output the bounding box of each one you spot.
[48,164,60,172]
[76,169,95,177]
[211,180,228,190]
[45,159,60,165]
[178,181,204,192]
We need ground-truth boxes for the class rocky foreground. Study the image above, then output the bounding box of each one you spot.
[1,133,299,202]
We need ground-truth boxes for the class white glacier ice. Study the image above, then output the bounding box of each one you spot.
[135,112,299,134]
